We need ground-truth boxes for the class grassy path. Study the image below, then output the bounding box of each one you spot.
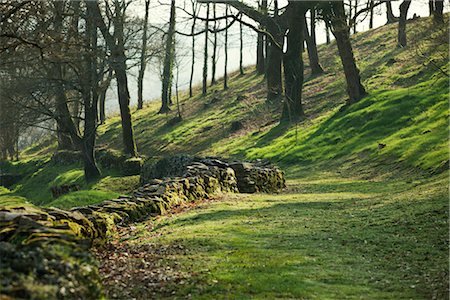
[95,173,448,299]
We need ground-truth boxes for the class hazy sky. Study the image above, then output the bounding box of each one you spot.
[105,0,446,113]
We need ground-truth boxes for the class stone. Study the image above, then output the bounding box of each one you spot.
[122,157,143,176]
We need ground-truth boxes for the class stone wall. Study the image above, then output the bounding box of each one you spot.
[0,156,284,299]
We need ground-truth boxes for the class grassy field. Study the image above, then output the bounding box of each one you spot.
[97,170,448,299]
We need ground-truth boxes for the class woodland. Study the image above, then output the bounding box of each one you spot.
[0,0,448,299]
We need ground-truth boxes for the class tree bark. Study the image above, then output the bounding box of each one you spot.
[353,0,358,34]
[160,0,176,113]
[281,3,305,121]
[202,3,209,95]
[397,1,411,47]
[137,0,150,110]
[304,14,324,75]
[329,1,366,104]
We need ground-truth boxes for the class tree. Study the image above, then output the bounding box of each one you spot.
[210,3,218,85]
[137,0,151,110]
[369,0,374,29]
[397,0,411,47]
[321,1,367,104]
[239,14,244,75]
[386,1,398,24]
[189,0,199,97]
[202,3,209,96]
[281,1,307,121]
[160,0,176,113]
[91,0,137,157]
[304,10,324,75]
[429,0,444,24]
[325,22,331,44]
[256,0,267,74]
[223,4,229,90]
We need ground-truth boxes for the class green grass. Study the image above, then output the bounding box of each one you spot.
[45,190,119,210]
[118,172,448,299]
[214,76,448,176]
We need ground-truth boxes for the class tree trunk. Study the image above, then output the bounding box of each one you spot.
[281,5,305,121]
[433,0,444,24]
[160,0,176,114]
[353,0,358,34]
[189,1,197,97]
[211,3,217,85]
[137,0,150,110]
[256,32,265,74]
[266,40,283,102]
[429,0,434,16]
[91,0,137,157]
[325,22,331,44]
[99,69,112,124]
[397,0,411,47]
[223,5,229,90]
[239,14,244,75]
[266,0,282,102]
[386,1,397,24]
[310,8,317,46]
[202,3,209,96]
[304,15,324,75]
[330,1,366,104]
[256,0,267,75]
[369,0,374,29]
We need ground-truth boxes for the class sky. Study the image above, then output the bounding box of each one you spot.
[104,0,447,113]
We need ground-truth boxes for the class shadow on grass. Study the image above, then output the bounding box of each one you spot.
[158,186,448,299]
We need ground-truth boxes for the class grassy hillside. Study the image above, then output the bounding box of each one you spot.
[96,15,448,175]
[2,15,448,207]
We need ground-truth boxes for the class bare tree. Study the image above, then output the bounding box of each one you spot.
[202,3,209,95]
[91,0,137,157]
[211,3,217,85]
[160,0,176,113]
[223,4,229,90]
[397,0,411,47]
[137,0,150,110]
[320,1,367,104]
[189,0,199,97]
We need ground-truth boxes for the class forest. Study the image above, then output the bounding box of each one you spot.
[0,0,448,299]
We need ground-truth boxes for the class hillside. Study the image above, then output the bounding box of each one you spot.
[2,15,447,206]
[1,14,448,300]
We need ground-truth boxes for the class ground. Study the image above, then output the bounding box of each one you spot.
[94,170,448,299]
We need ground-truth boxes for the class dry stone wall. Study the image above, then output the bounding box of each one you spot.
[0,156,285,299]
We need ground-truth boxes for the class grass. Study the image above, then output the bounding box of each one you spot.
[118,171,448,299]
[45,190,119,210]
